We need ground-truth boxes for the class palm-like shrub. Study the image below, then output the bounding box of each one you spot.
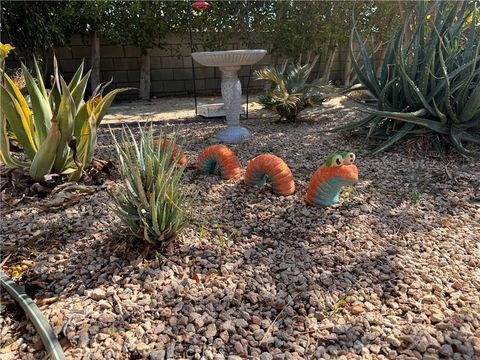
[110,124,190,247]
[337,1,480,157]
[255,63,329,122]
[0,57,128,181]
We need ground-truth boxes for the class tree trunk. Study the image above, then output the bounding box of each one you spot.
[90,31,101,94]
[139,49,151,100]
[322,46,338,82]
[342,44,352,86]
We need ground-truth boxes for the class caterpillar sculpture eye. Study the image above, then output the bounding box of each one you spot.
[343,152,356,165]
[332,154,343,167]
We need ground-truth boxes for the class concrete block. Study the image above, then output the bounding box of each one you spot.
[190,67,213,80]
[58,59,84,73]
[151,69,173,81]
[163,80,186,93]
[102,45,125,58]
[197,103,246,117]
[54,47,73,59]
[73,45,91,59]
[150,56,162,69]
[127,70,140,82]
[100,58,115,71]
[161,57,183,69]
[114,58,138,70]
[151,47,171,56]
[205,78,221,90]
[124,45,141,57]
[184,79,206,91]
[174,68,193,80]
[151,81,164,93]
[102,70,128,83]
[183,56,195,68]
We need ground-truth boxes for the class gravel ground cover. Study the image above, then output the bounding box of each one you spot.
[1,97,479,360]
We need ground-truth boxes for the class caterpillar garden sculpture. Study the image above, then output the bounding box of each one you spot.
[196,145,241,180]
[305,151,358,207]
[244,154,295,196]
[153,139,188,166]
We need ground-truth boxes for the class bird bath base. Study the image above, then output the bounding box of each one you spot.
[215,125,251,143]
[191,50,267,144]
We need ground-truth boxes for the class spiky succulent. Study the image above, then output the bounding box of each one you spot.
[336,1,480,158]
[0,56,129,181]
[255,63,329,122]
[110,124,190,247]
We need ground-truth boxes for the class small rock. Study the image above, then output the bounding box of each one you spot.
[78,331,89,347]
[166,342,175,358]
[136,342,149,352]
[254,329,265,341]
[416,337,429,353]
[205,323,217,338]
[386,335,401,347]
[350,305,364,315]
[236,319,248,328]
[99,312,116,323]
[234,341,245,355]
[431,313,445,324]
[90,288,106,301]
[252,315,262,325]
[260,353,273,360]
[149,350,166,360]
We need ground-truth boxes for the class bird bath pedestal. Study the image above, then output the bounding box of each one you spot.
[191,50,267,143]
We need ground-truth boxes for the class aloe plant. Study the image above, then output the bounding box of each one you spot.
[0,57,129,181]
[255,62,329,122]
[110,124,190,247]
[336,1,480,158]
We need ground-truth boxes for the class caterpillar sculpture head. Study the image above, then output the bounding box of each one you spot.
[305,151,358,207]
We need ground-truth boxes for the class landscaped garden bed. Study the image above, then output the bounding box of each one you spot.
[1,97,479,359]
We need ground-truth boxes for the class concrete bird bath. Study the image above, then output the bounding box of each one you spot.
[191,49,267,143]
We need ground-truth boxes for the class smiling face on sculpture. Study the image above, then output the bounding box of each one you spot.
[305,152,359,207]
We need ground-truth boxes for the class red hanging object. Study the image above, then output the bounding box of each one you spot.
[192,0,209,11]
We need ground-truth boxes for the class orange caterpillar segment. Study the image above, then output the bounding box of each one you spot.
[153,139,187,166]
[244,154,295,196]
[305,164,358,207]
[196,145,241,180]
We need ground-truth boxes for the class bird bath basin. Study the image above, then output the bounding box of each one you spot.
[192,50,267,143]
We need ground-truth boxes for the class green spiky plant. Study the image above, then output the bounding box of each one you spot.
[0,57,129,181]
[110,124,190,247]
[255,62,330,122]
[335,1,480,158]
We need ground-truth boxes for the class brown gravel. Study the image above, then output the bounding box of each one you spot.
[1,96,479,360]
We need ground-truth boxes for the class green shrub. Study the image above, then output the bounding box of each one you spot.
[110,124,190,247]
[337,1,480,158]
[0,57,128,181]
[255,62,329,122]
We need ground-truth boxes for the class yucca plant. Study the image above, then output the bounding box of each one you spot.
[255,62,329,122]
[336,1,480,158]
[0,57,129,181]
[110,124,190,247]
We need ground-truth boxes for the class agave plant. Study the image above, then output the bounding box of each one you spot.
[255,62,329,122]
[0,57,128,181]
[336,1,480,158]
[110,124,190,247]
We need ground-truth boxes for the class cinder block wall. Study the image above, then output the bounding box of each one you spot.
[6,33,360,100]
